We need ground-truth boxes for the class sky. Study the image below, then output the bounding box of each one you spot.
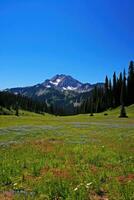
[0,0,134,89]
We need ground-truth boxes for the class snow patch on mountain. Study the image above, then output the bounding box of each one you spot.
[46,85,51,88]
[6,74,104,98]
[37,74,102,93]
[62,86,78,91]
[50,78,62,86]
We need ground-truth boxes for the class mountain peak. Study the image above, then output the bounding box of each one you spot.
[7,74,104,100]
[51,74,66,80]
[43,74,82,91]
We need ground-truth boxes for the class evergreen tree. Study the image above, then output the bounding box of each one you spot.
[108,79,113,107]
[123,69,127,105]
[119,104,127,118]
[104,76,109,109]
[119,81,128,118]
[116,72,123,106]
[119,71,128,118]
[127,61,134,105]
[113,72,117,107]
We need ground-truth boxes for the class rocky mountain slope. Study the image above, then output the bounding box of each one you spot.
[6,74,103,113]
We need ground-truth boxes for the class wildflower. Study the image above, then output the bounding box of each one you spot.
[74,183,83,191]
[86,182,92,186]
[74,187,78,191]
[85,182,92,189]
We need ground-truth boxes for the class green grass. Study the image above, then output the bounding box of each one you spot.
[0,105,134,199]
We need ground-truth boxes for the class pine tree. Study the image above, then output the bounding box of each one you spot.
[119,104,127,118]
[119,75,128,118]
[109,79,113,107]
[127,61,134,105]
[104,76,109,109]
[123,69,127,105]
[116,72,123,106]
[113,72,117,107]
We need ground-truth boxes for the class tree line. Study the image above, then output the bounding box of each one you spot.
[79,61,134,114]
[0,91,47,115]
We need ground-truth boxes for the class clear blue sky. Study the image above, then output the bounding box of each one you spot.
[0,0,134,89]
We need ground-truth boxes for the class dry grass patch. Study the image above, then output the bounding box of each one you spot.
[0,191,14,200]
[117,173,134,184]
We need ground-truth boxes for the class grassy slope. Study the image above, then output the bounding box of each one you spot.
[103,104,134,117]
[0,105,134,199]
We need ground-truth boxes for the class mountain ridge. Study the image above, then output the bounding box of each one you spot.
[5,74,103,115]
[6,74,103,94]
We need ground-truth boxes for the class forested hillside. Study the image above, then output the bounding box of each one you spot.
[0,92,47,115]
[80,61,134,114]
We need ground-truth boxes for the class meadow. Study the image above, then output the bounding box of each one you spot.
[0,105,134,200]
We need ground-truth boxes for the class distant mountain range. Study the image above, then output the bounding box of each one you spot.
[6,74,103,112]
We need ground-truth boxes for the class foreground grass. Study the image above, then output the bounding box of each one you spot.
[0,106,134,199]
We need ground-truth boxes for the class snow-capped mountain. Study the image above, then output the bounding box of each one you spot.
[42,74,83,91]
[39,74,99,93]
[6,74,103,104]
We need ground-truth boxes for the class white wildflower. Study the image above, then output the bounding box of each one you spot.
[86,182,92,186]
[74,183,83,191]
[74,187,78,191]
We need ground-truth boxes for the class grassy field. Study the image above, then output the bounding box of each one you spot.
[0,106,134,200]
